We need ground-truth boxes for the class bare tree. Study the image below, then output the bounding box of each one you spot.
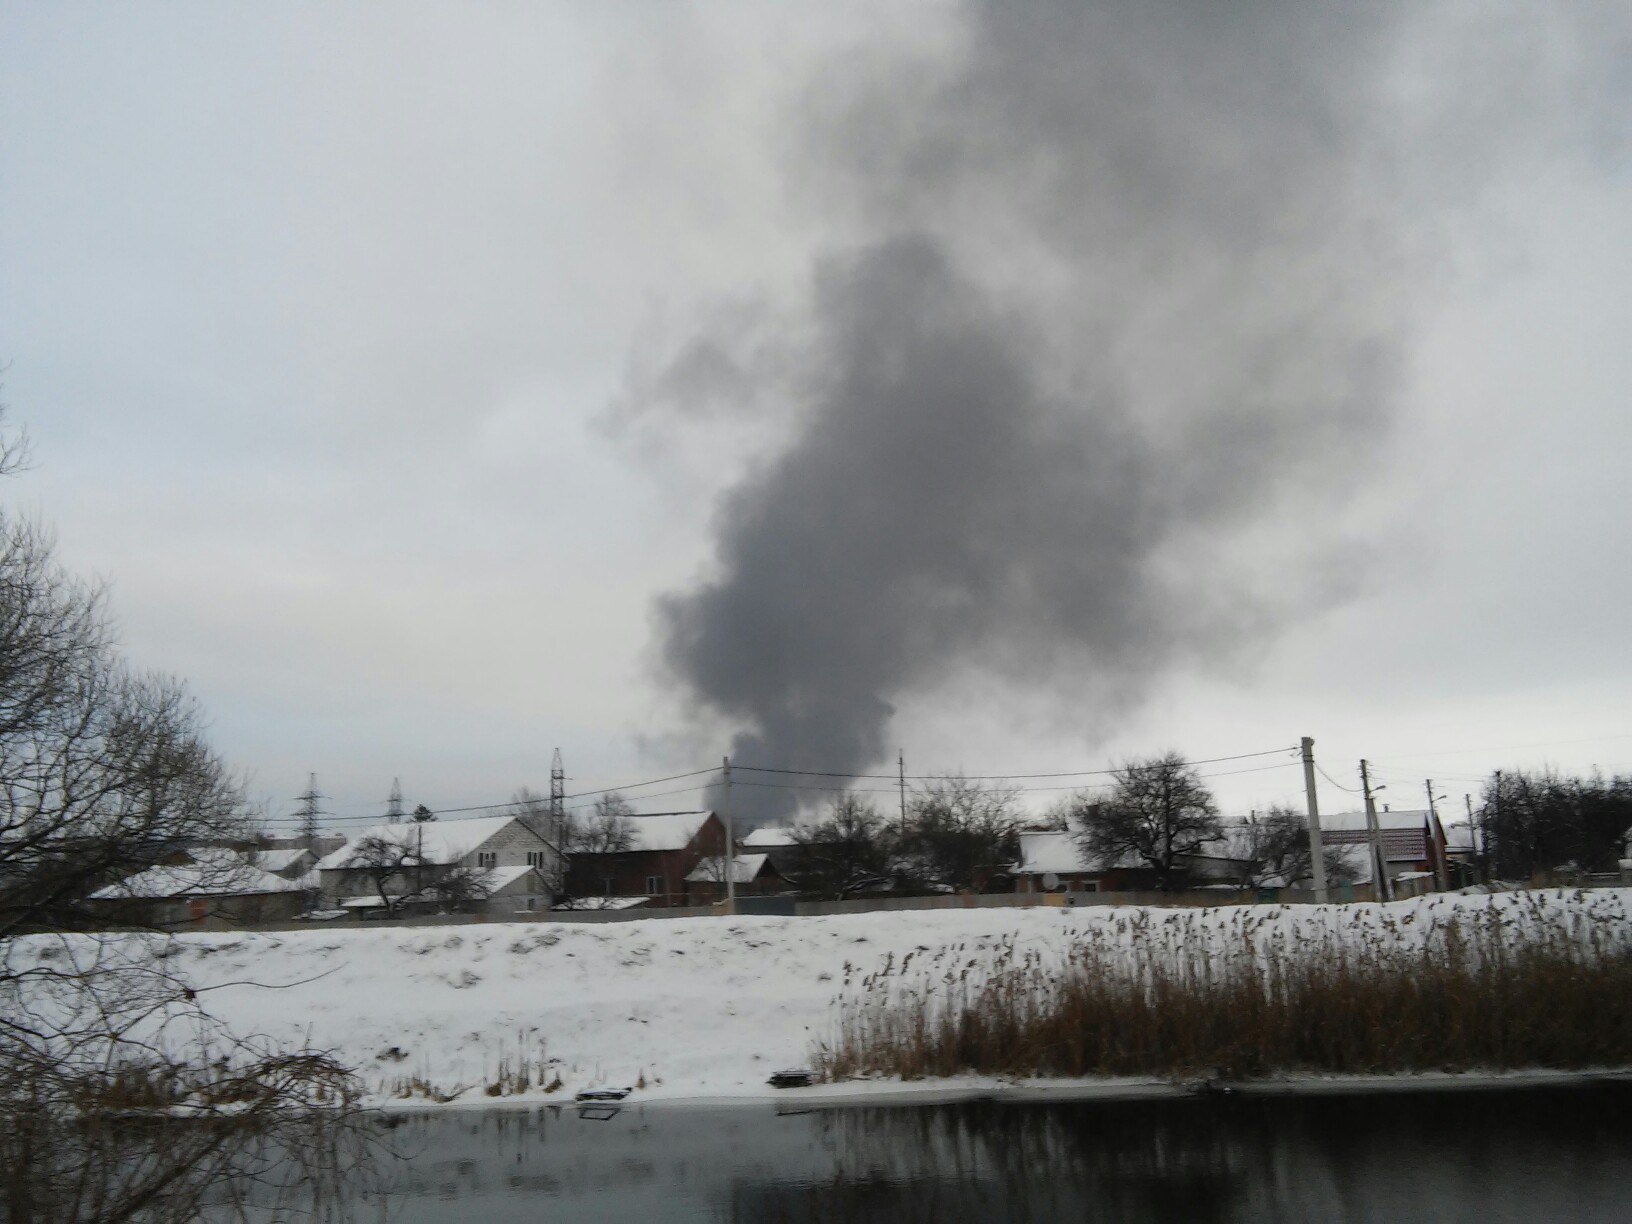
[0,409,363,1219]
[573,791,637,855]
[1070,752,1222,890]
[551,792,636,907]
[1482,768,1632,879]
[899,775,1021,893]
[344,834,423,914]
[787,795,895,900]
[1231,805,1356,889]
[420,859,494,913]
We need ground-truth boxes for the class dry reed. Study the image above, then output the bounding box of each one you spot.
[817,891,1632,1082]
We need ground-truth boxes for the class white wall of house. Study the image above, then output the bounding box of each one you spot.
[318,818,563,905]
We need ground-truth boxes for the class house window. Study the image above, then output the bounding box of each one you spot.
[646,875,663,895]
[477,851,497,869]
[526,851,547,869]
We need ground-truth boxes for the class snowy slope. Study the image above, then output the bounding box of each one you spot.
[13,889,1629,1107]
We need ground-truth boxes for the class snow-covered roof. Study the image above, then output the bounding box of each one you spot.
[740,825,799,849]
[250,847,314,874]
[484,865,544,893]
[1319,808,1432,833]
[316,816,525,870]
[623,811,714,852]
[685,854,770,884]
[93,849,303,900]
[1014,832,1090,876]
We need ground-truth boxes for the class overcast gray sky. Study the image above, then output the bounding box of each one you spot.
[3,1,1630,831]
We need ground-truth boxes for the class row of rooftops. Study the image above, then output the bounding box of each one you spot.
[94,806,1460,903]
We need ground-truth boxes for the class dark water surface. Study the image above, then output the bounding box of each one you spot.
[238,1082,1632,1222]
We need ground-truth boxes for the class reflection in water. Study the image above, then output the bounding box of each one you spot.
[220,1082,1632,1223]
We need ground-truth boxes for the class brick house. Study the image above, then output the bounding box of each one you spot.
[1319,808,1450,891]
[566,811,726,907]
[315,815,561,914]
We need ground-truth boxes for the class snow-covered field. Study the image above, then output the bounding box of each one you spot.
[14,889,1630,1108]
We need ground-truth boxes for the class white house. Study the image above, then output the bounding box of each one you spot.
[315,815,562,915]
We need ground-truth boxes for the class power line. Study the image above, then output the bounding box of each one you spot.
[730,745,1296,782]
[256,748,1308,827]
[259,779,722,827]
[1315,763,1359,794]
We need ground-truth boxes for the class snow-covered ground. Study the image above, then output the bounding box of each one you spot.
[13,889,1630,1108]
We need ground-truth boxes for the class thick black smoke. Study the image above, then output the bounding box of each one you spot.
[644,1,1628,817]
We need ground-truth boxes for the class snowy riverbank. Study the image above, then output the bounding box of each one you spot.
[15,889,1630,1108]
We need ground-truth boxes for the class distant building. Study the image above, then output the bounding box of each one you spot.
[248,846,319,883]
[566,811,727,907]
[1012,831,1103,895]
[683,853,785,905]
[737,823,813,882]
[90,848,308,927]
[1318,808,1451,889]
[1012,830,1252,894]
[315,815,560,915]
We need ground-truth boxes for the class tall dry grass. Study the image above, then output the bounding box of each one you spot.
[817,891,1632,1081]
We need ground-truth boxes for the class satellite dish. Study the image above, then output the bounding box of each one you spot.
[1042,872,1060,891]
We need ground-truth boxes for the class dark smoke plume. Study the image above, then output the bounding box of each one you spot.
[643,1,1628,817]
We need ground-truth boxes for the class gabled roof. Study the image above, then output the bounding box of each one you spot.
[685,853,770,884]
[1014,832,1091,875]
[251,847,315,874]
[740,825,800,849]
[315,816,529,870]
[622,811,714,853]
[92,849,303,900]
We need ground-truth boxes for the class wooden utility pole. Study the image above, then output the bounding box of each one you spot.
[721,756,735,909]
[898,751,908,828]
[1465,793,1478,881]
[1300,737,1329,903]
[1360,760,1391,902]
[1425,780,1449,891]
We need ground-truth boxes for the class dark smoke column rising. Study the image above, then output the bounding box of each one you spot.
[646,1,1628,818]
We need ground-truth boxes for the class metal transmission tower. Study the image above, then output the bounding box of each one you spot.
[387,778,404,824]
[296,773,324,854]
[550,750,566,825]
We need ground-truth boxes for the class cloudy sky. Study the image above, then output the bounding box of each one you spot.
[3,1,1630,832]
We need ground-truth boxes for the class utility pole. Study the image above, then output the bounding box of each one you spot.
[1300,737,1329,903]
[297,773,323,855]
[1359,760,1391,902]
[1465,793,1477,882]
[898,751,908,829]
[1489,770,1501,881]
[550,749,566,827]
[1425,780,1449,891]
[721,756,736,910]
[386,777,403,824]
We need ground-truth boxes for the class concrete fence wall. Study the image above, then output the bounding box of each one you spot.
[158,879,1534,935]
